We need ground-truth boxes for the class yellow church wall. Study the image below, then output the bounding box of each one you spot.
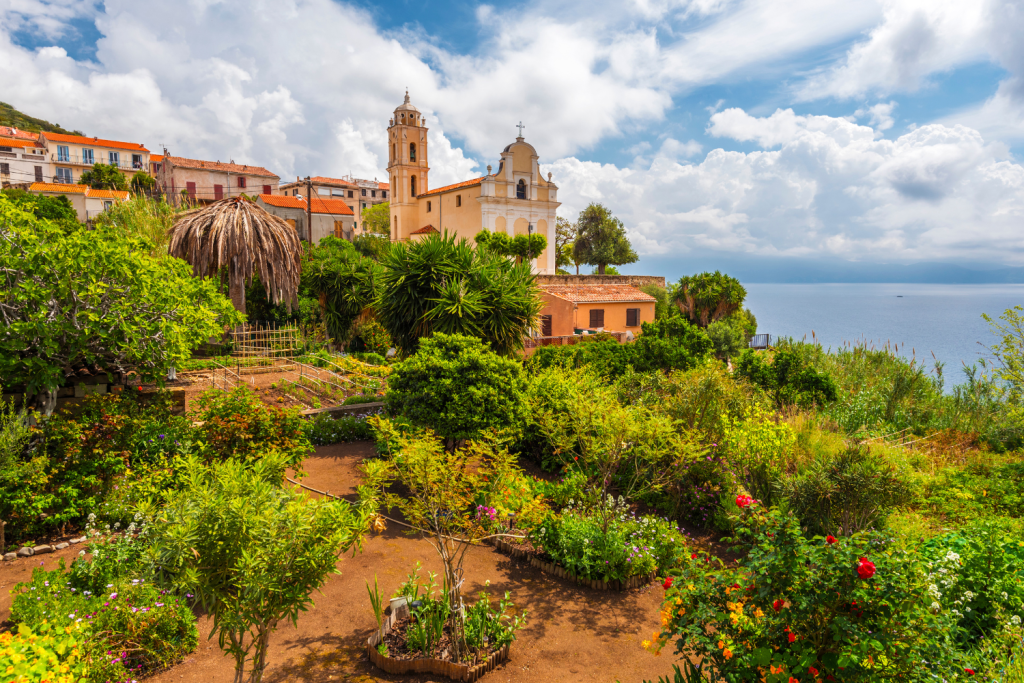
[513,217,529,235]
[512,150,533,173]
[537,187,549,202]
[494,216,506,232]
[419,185,484,241]
[536,219,549,268]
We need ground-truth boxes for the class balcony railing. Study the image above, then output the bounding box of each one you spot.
[51,154,145,170]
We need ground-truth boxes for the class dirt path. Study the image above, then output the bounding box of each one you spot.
[1,442,678,683]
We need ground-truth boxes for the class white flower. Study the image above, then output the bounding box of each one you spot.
[930,602,941,611]
[964,591,975,601]
[1012,615,1021,626]
[1001,592,1009,600]
[965,607,971,613]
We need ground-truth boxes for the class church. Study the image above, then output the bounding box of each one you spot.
[386,92,560,275]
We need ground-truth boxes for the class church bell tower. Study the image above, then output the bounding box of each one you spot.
[387,91,429,240]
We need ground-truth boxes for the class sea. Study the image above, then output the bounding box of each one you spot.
[744,284,1024,391]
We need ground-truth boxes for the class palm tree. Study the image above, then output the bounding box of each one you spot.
[672,271,746,327]
[168,196,301,315]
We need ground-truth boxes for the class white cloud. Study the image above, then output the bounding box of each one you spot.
[854,101,897,131]
[548,108,1024,265]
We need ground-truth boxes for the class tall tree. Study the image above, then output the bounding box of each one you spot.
[672,271,746,328]
[169,196,301,314]
[79,163,128,191]
[572,203,637,275]
[361,201,390,235]
[303,236,381,344]
[555,216,576,272]
[130,170,156,194]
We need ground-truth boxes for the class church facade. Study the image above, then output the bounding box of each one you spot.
[386,92,560,274]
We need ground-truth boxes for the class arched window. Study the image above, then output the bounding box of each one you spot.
[392,143,396,162]
[516,179,526,199]
[409,143,416,162]
[410,175,417,197]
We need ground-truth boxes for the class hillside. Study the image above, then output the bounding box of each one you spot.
[0,101,82,136]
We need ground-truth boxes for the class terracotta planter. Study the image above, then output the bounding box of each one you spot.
[366,612,511,682]
[485,537,656,591]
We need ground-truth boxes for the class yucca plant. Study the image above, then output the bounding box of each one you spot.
[375,232,542,356]
[169,196,300,314]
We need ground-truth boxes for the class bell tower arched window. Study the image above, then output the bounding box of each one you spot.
[516,179,526,199]
[392,143,396,163]
[409,143,416,162]
[410,175,417,197]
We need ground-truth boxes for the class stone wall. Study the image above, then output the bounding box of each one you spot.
[535,274,666,288]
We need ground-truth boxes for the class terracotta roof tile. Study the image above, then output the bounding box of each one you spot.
[88,189,130,200]
[29,182,89,194]
[165,156,278,179]
[418,177,484,198]
[539,284,657,304]
[258,194,353,215]
[409,224,439,235]
[43,132,149,152]
[0,138,42,149]
[150,154,164,163]
[308,176,358,188]
[378,182,390,190]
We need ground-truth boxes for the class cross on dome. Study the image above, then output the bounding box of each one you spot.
[516,121,525,139]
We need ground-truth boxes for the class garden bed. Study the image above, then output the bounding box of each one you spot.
[484,536,656,591]
[366,610,511,681]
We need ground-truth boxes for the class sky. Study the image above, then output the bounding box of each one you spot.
[2,0,1024,282]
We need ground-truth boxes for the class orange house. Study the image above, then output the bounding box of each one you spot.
[537,284,656,337]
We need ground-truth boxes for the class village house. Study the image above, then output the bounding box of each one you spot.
[255,194,355,244]
[279,176,389,233]
[39,132,150,185]
[536,282,657,338]
[28,182,129,222]
[157,153,279,206]
[0,134,49,187]
[386,92,560,274]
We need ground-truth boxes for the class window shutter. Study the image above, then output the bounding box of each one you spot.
[186,182,196,199]
[34,166,43,181]
[589,309,604,328]
[286,219,297,230]
[626,308,639,327]
[263,185,271,195]
[334,221,344,238]
[541,315,552,337]
[214,184,223,200]
[0,163,8,175]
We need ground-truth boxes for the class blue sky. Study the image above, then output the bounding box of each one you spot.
[3,0,1024,281]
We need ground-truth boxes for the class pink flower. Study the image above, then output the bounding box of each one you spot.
[735,495,754,509]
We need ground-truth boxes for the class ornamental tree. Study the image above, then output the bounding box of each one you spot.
[148,453,375,683]
[361,201,390,235]
[650,505,962,682]
[80,162,128,191]
[385,333,528,446]
[672,271,746,328]
[302,236,382,344]
[0,197,241,412]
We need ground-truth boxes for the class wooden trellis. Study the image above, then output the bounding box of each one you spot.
[230,323,300,359]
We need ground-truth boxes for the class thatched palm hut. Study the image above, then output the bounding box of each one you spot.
[168,196,301,315]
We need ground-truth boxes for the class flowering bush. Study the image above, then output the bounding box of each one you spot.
[10,560,197,681]
[649,504,962,682]
[531,498,687,582]
[0,621,88,683]
[304,412,375,445]
[190,387,311,466]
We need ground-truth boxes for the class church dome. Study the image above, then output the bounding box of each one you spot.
[503,136,538,156]
[395,90,419,113]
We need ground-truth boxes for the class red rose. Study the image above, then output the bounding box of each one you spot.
[965,669,975,676]
[663,576,674,590]
[772,599,784,612]
[808,667,819,676]
[825,535,837,545]
[691,553,698,559]
[736,494,753,508]
[857,557,876,579]
[788,632,796,643]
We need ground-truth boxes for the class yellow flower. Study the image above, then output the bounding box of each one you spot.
[755,608,764,618]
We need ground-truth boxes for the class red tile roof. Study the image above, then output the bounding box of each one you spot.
[309,176,357,188]
[417,177,484,198]
[43,132,149,152]
[378,182,390,190]
[150,154,164,163]
[409,225,439,235]
[539,284,657,304]
[88,189,130,200]
[0,126,39,141]
[258,194,353,215]
[0,138,42,149]
[165,156,278,178]
[29,182,89,194]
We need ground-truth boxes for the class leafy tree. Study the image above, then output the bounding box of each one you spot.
[983,305,1024,401]
[362,421,523,662]
[361,200,390,235]
[130,170,156,194]
[352,233,390,259]
[385,333,528,446]
[148,453,374,683]
[474,229,547,265]
[375,232,542,355]
[572,203,637,275]
[79,162,128,191]
[0,196,241,412]
[639,283,680,321]
[555,216,576,272]
[672,270,746,327]
[302,236,381,344]
[631,318,714,372]
[736,348,838,408]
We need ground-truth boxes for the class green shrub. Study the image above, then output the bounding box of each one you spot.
[349,351,386,366]
[662,360,755,445]
[781,445,914,537]
[0,621,90,683]
[304,413,375,445]
[190,387,312,466]
[920,460,1024,524]
[531,501,686,582]
[653,504,961,682]
[736,348,839,409]
[385,333,528,444]
[342,394,381,406]
[353,320,393,357]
